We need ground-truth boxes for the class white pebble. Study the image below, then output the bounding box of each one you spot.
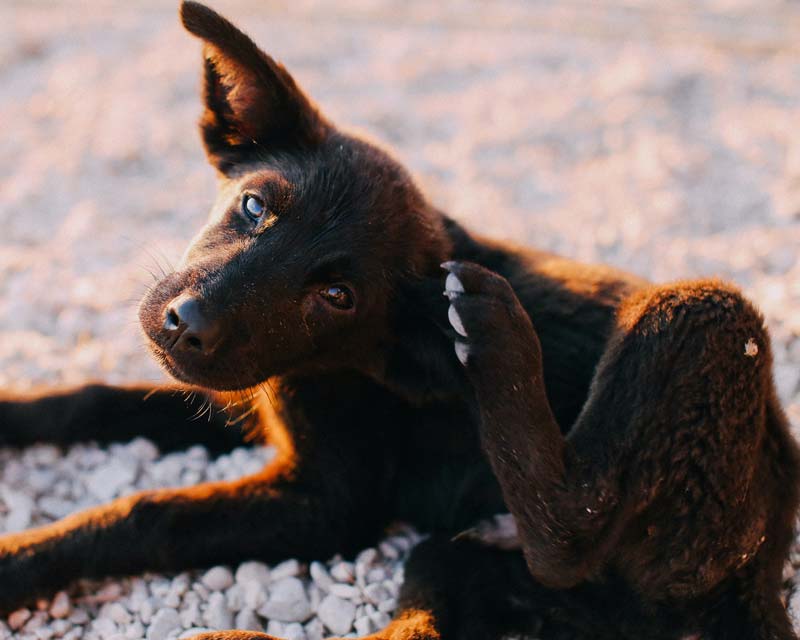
[235,561,270,586]
[203,593,233,629]
[49,593,71,619]
[304,618,324,640]
[329,583,361,601]
[270,559,301,581]
[100,603,131,626]
[309,562,333,591]
[329,562,355,583]
[317,595,356,636]
[145,608,180,640]
[234,609,261,631]
[8,609,32,631]
[241,581,268,609]
[258,578,311,623]
[200,567,234,592]
[266,620,285,637]
[90,617,118,639]
[354,615,374,636]
[85,461,137,501]
[284,622,306,640]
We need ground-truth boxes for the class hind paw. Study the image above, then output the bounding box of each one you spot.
[441,261,541,377]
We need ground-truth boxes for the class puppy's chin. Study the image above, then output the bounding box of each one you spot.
[144,341,262,392]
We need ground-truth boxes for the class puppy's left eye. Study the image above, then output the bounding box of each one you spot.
[242,195,265,221]
[319,285,354,310]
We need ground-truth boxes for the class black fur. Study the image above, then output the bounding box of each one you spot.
[1,3,798,639]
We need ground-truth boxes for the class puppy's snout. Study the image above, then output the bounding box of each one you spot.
[163,294,221,355]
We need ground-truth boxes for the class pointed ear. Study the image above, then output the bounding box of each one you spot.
[180,1,330,173]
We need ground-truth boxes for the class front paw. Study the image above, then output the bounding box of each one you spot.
[441,261,541,378]
[0,535,51,615]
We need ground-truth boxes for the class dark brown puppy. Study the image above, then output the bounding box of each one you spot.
[1,3,798,639]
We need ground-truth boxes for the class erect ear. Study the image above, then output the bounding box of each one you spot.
[180,1,330,173]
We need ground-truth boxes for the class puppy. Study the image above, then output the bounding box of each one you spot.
[1,3,797,639]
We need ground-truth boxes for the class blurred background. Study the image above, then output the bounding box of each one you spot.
[0,0,798,416]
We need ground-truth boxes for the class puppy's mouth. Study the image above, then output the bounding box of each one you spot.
[145,339,261,392]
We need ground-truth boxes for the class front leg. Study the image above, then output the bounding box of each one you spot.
[442,262,621,589]
[0,383,252,453]
[0,459,374,613]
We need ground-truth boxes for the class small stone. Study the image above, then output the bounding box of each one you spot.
[8,609,32,631]
[146,608,181,640]
[2,489,34,531]
[284,622,306,640]
[378,597,397,613]
[234,609,261,632]
[179,602,201,629]
[354,615,374,636]
[127,438,159,462]
[270,559,301,581]
[369,610,392,629]
[329,583,361,601]
[200,566,234,592]
[266,620,285,637]
[363,583,388,604]
[90,617,118,639]
[235,561,270,586]
[68,610,90,625]
[49,593,71,619]
[242,581,267,609]
[38,497,75,520]
[101,603,131,626]
[225,584,244,610]
[124,621,144,640]
[258,578,311,623]
[35,626,55,640]
[317,594,356,636]
[329,562,355,583]
[91,583,124,604]
[51,619,72,637]
[203,592,233,629]
[85,461,137,501]
[309,562,333,591]
[138,600,154,625]
[304,618,325,640]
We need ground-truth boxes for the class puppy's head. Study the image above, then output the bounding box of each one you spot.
[139,2,448,390]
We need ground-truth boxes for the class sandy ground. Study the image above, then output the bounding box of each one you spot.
[1,0,800,638]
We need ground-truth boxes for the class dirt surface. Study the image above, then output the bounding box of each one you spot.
[1,0,800,638]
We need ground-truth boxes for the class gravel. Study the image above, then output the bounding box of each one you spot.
[2,0,800,639]
[0,439,421,640]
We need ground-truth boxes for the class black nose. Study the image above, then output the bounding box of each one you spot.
[163,294,221,354]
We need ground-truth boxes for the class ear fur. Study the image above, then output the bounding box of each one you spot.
[180,1,330,173]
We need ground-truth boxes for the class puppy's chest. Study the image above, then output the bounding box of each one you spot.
[387,406,507,533]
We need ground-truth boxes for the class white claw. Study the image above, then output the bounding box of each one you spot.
[445,272,465,295]
[454,341,470,366]
[448,305,467,337]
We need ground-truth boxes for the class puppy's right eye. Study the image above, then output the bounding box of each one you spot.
[242,195,265,221]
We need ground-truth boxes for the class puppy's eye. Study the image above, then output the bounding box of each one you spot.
[242,194,265,221]
[319,285,354,310]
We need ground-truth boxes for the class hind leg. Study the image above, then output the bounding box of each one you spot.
[443,262,799,637]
